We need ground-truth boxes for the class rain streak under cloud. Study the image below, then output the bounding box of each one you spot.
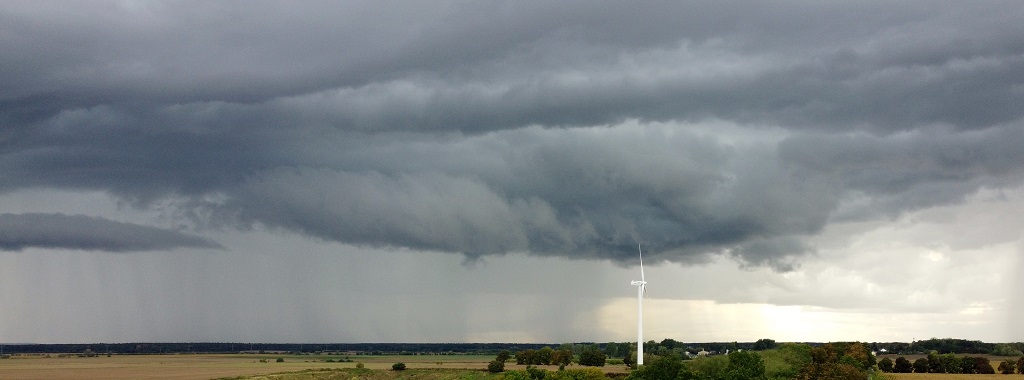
[1,1,1024,343]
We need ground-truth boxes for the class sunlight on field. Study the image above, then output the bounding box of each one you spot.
[598,298,879,342]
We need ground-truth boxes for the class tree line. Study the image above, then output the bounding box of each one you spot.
[4,338,1022,358]
[507,344,608,368]
[0,342,553,355]
[626,342,877,380]
[877,352,1024,374]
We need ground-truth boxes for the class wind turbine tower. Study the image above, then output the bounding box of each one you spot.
[630,243,647,366]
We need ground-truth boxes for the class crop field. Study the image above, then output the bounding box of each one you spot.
[218,368,506,380]
[876,355,1013,380]
[886,374,1009,380]
[12,352,1011,380]
[0,353,502,380]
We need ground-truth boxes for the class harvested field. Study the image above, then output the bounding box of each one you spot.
[0,353,498,380]
[887,374,1009,380]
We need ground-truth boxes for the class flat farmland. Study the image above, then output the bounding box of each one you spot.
[0,354,496,380]
[887,374,1009,380]
[877,355,1017,380]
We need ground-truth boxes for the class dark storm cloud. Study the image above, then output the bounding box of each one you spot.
[779,123,1024,219]
[0,213,223,252]
[2,1,1024,268]
[192,127,835,268]
[5,2,1024,131]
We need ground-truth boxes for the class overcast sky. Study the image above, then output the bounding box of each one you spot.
[2,1,1024,345]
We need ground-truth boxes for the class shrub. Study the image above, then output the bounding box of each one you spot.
[526,365,548,380]
[628,353,684,380]
[503,370,532,380]
[356,362,365,369]
[489,359,506,373]
[392,362,407,371]
[547,368,605,380]
[275,358,284,363]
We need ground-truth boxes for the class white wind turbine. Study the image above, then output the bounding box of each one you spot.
[630,243,647,366]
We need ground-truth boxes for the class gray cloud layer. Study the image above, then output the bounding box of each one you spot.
[0,213,222,252]
[2,1,1024,268]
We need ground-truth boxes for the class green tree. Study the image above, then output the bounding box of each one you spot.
[940,353,961,374]
[843,343,874,370]
[689,355,731,380]
[927,351,943,373]
[578,345,606,367]
[537,347,555,365]
[392,362,406,371]
[660,339,681,350]
[893,357,912,373]
[800,343,866,380]
[517,349,536,365]
[551,349,572,367]
[998,359,1017,374]
[497,350,512,363]
[877,357,893,372]
[961,356,977,374]
[489,359,506,373]
[760,343,812,379]
[753,339,777,351]
[605,342,622,358]
[797,363,864,380]
[626,353,683,380]
[994,344,1023,357]
[812,345,835,362]
[526,366,548,380]
[623,350,636,368]
[1017,356,1024,374]
[726,350,766,380]
[973,356,996,374]
[913,358,929,373]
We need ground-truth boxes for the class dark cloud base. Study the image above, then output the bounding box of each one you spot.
[2,2,1024,269]
[0,213,223,252]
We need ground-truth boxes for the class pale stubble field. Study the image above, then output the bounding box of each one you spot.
[0,353,499,380]
[2,353,1014,380]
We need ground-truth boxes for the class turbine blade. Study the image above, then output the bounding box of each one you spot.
[638,243,645,282]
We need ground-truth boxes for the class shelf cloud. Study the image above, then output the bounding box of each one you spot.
[0,213,222,252]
